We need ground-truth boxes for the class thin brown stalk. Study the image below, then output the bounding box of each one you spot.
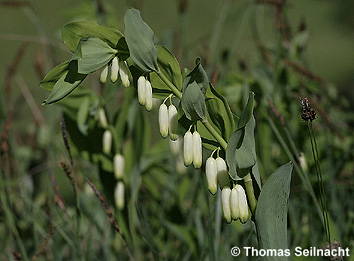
[60,117,73,167]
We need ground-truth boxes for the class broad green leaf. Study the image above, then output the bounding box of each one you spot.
[150,46,182,98]
[124,9,158,72]
[183,59,209,94]
[205,84,235,140]
[226,92,256,179]
[181,82,207,121]
[77,38,117,74]
[40,61,69,90]
[238,91,254,128]
[44,61,86,104]
[62,20,123,52]
[255,162,293,260]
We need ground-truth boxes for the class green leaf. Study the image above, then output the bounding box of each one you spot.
[255,162,293,260]
[181,82,207,121]
[44,61,86,104]
[62,20,123,52]
[226,92,256,179]
[40,61,70,90]
[77,38,117,74]
[205,84,235,140]
[124,8,158,72]
[238,91,254,128]
[183,58,209,94]
[150,46,182,98]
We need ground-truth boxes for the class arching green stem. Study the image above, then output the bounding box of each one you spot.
[156,71,228,150]
[244,173,257,215]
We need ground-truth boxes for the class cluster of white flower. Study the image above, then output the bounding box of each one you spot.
[137,76,153,111]
[100,56,130,88]
[100,69,252,223]
[99,108,125,210]
[221,185,250,223]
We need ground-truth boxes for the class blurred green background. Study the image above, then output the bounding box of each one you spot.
[1,0,354,103]
[0,0,353,260]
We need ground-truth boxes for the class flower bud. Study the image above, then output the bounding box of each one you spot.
[183,130,193,166]
[170,138,182,155]
[100,65,108,83]
[114,154,125,179]
[236,184,250,223]
[145,80,153,111]
[216,157,229,188]
[206,157,218,194]
[119,61,130,87]
[192,131,202,168]
[137,76,146,105]
[159,103,169,138]
[98,108,108,128]
[299,152,308,172]
[230,187,239,220]
[114,181,125,210]
[102,130,112,154]
[221,187,232,223]
[176,156,187,174]
[168,104,179,141]
[110,57,119,83]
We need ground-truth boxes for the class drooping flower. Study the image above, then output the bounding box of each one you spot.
[168,104,178,141]
[216,157,229,188]
[192,131,202,168]
[102,130,112,154]
[114,181,125,210]
[98,108,108,128]
[145,79,153,111]
[183,130,193,166]
[206,157,218,194]
[119,61,130,87]
[221,187,232,223]
[110,57,119,83]
[159,103,169,138]
[100,65,108,83]
[113,154,125,179]
[137,76,146,105]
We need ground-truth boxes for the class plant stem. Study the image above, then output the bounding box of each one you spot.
[266,116,324,222]
[307,121,331,245]
[244,173,257,215]
[156,71,182,99]
[156,71,228,150]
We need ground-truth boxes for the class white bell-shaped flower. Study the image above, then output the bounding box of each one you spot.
[192,131,202,168]
[137,76,146,105]
[98,108,108,128]
[183,130,193,166]
[145,80,153,111]
[113,154,125,179]
[206,157,218,194]
[100,65,108,83]
[102,130,112,154]
[110,57,119,83]
[216,157,229,188]
[230,186,240,220]
[114,181,125,210]
[221,187,232,223]
[170,138,182,155]
[168,104,178,141]
[236,184,250,223]
[119,61,130,87]
[159,103,169,138]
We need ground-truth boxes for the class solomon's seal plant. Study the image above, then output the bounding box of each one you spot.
[40,7,296,256]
